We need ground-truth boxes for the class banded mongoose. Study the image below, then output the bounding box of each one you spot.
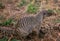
[16,10,51,37]
[0,10,53,38]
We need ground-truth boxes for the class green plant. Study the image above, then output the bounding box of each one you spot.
[0,36,8,41]
[18,0,26,7]
[0,37,21,41]
[47,9,54,13]
[11,39,21,41]
[0,2,5,9]
[27,4,38,13]
[46,0,48,4]
[0,18,13,26]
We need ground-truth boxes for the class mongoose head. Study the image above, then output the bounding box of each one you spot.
[42,9,54,18]
[35,9,54,23]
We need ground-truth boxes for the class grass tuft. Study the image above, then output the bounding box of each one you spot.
[27,3,38,13]
[17,0,26,7]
